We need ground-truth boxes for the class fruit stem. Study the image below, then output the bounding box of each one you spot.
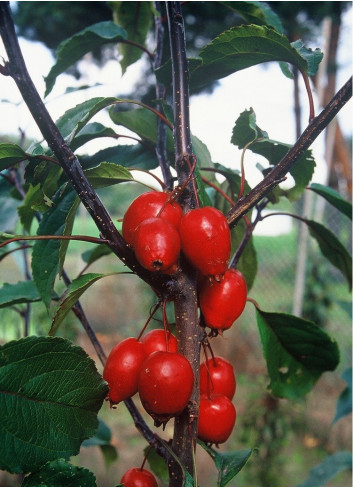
[137,301,161,341]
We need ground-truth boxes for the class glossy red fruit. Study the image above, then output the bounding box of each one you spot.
[122,191,183,245]
[179,207,231,276]
[141,329,178,357]
[200,356,236,400]
[138,351,194,425]
[199,268,247,330]
[133,217,181,272]
[103,338,145,404]
[120,467,158,487]
[198,394,236,444]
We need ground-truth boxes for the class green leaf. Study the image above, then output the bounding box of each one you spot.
[82,418,118,467]
[309,183,352,220]
[189,25,322,90]
[0,143,27,170]
[256,309,340,399]
[332,367,352,424]
[0,281,41,308]
[305,219,352,290]
[56,97,120,143]
[85,162,134,189]
[70,122,117,152]
[49,273,109,335]
[111,1,153,73]
[0,177,20,233]
[221,1,283,33]
[81,244,113,266]
[199,441,252,486]
[21,459,97,487]
[299,451,352,487]
[231,109,315,201]
[80,144,159,171]
[0,336,108,474]
[145,446,169,485]
[31,186,79,310]
[45,22,127,96]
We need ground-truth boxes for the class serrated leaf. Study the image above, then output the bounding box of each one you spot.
[45,22,127,96]
[85,162,134,189]
[221,1,283,32]
[49,273,109,335]
[56,97,120,143]
[305,219,352,290]
[332,367,352,424]
[0,143,27,170]
[111,1,153,73]
[21,459,97,487]
[256,309,340,399]
[231,109,315,201]
[31,186,79,310]
[309,183,352,220]
[0,281,41,308]
[298,452,352,487]
[80,144,158,171]
[199,441,252,486]
[70,122,117,152]
[189,25,322,90]
[0,336,108,474]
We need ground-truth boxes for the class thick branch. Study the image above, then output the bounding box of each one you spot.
[0,1,178,298]
[227,77,352,227]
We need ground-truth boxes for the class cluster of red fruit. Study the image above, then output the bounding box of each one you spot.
[103,329,194,426]
[122,190,247,331]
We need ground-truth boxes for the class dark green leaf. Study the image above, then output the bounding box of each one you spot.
[49,273,108,335]
[0,177,20,232]
[81,244,112,266]
[0,143,27,170]
[21,459,97,487]
[80,144,158,171]
[305,219,352,290]
[189,25,322,90]
[31,186,79,310]
[82,418,117,467]
[85,162,134,188]
[256,309,340,399]
[332,367,352,424]
[0,281,41,308]
[221,1,283,32]
[199,441,252,486]
[70,122,117,152]
[309,183,352,220]
[45,22,127,96]
[231,109,315,201]
[299,452,352,487]
[111,2,153,73]
[0,336,108,474]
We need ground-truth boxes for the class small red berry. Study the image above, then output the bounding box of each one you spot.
[199,269,247,330]
[141,329,178,357]
[179,207,231,276]
[198,394,236,444]
[138,351,194,425]
[120,467,158,487]
[133,217,181,272]
[200,356,236,400]
[122,191,182,245]
[103,338,145,404]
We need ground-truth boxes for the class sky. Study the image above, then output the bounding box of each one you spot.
[0,4,351,236]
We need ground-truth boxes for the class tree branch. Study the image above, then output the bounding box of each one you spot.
[227,77,352,227]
